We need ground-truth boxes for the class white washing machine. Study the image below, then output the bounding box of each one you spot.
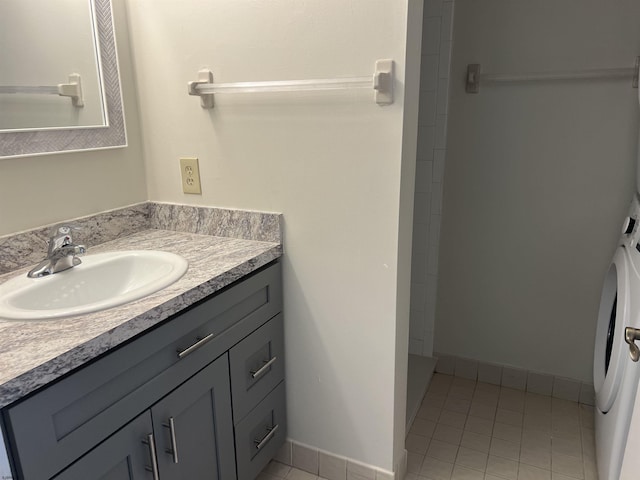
[595,195,640,480]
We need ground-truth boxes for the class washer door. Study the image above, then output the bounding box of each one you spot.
[594,246,630,413]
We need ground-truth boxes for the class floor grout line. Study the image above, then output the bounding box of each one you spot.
[259,372,598,480]
[406,373,597,480]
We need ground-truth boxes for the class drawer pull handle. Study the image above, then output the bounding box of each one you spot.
[162,417,179,464]
[250,356,278,379]
[254,424,279,451]
[142,433,160,480]
[177,333,215,358]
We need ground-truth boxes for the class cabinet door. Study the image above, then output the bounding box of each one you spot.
[151,355,236,480]
[53,412,155,480]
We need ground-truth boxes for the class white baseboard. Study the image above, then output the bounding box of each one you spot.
[274,439,404,479]
[433,352,595,406]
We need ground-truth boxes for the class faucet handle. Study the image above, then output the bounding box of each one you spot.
[47,224,81,254]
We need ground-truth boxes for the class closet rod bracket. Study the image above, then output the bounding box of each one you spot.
[466,64,481,94]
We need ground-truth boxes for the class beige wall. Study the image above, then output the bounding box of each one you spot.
[437,0,640,382]
[125,0,415,471]
[0,0,146,236]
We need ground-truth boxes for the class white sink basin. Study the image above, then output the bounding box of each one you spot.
[0,250,188,320]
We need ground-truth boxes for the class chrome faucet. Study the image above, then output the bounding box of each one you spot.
[27,225,86,278]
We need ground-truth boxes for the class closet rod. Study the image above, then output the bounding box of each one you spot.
[466,58,640,93]
[0,74,84,106]
[188,59,394,108]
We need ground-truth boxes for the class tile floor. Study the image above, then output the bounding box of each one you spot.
[406,374,597,480]
[258,373,598,480]
[257,460,326,480]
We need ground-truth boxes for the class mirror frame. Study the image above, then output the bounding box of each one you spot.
[0,0,126,158]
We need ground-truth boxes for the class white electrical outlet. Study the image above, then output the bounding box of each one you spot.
[180,157,202,194]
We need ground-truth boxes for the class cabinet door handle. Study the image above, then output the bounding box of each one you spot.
[162,417,179,464]
[141,433,160,480]
[254,424,279,451]
[177,333,215,358]
[250,356,278,379]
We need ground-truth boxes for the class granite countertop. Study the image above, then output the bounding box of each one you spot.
[0,228,282,409]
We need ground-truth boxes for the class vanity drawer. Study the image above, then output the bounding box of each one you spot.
[3,262,282,480]
[234,381,287,480]
[230,313,284,422]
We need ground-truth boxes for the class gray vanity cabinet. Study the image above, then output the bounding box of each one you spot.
[54,355,236,480]
[2,261,285,480]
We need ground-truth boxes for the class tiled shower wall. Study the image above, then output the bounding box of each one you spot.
[409,0,454,357]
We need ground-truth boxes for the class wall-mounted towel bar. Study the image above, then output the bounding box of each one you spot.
[188,59,394,108]
[0,74,84,107]
[466,57,640,93]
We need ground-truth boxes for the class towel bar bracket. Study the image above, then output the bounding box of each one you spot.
[187,70,214,108]
[57,74,84,107]
[373,59,394,106]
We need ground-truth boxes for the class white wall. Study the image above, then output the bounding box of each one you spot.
[125,0,416,471]
[437,0,640,382]
[0,0,146,236]
[395,0,424,466]
[409,0,454,358]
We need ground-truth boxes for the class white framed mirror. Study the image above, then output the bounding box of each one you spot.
[0,0,126,158]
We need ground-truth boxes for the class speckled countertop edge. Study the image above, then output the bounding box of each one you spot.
[0,229,282,409]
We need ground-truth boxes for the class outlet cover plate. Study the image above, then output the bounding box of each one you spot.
[179,157,202,194]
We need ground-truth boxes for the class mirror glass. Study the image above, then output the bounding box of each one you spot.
[0,0,106,131]
[0,0,126,158]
